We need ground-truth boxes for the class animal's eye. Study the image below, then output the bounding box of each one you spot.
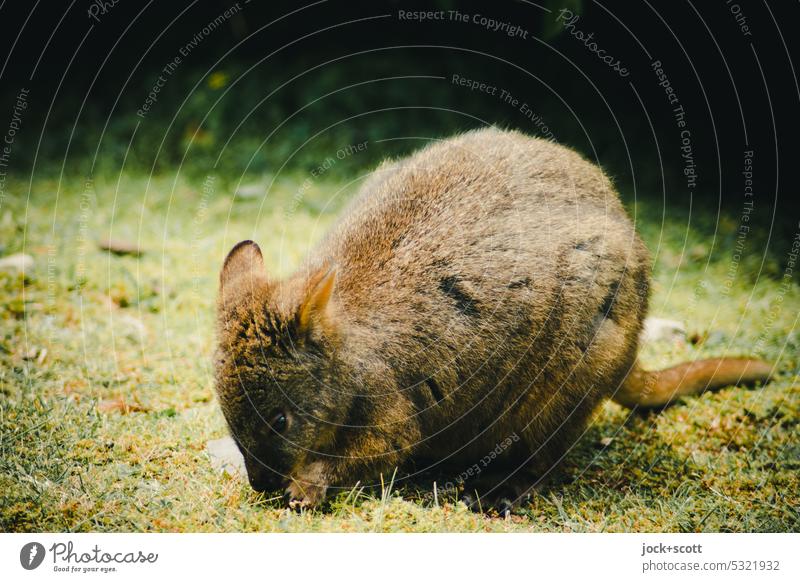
[270,411,288,433]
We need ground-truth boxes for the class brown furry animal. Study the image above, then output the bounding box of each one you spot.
[214,128,772,514]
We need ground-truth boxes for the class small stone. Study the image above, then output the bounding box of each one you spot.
[640,317,687,344]
[207,436,246,478]
[138,479,163,494]
[0,253,34,272]
[20,347,47,364]
[117,314,147,341]
[98,238,142,256]
[235,183,264,200]
[21,347,38,360]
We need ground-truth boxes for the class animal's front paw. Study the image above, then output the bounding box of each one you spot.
[284,481,327,510]
[283,463,329,510]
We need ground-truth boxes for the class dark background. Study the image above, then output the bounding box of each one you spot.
[1,0,798,255]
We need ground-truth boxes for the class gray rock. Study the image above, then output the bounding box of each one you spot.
[206,436,246,478]
[235,183,264,200]
[117,314,147,342]
[640,317,687,344]
[0,252,34,272]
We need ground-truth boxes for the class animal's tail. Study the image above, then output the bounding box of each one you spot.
[612,358,773,409]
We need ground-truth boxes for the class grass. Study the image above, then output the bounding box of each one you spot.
[1,170,798,532]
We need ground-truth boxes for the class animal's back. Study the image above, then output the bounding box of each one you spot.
[311,127,651,466]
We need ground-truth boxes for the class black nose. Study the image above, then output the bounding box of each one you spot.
[247,468,282,492]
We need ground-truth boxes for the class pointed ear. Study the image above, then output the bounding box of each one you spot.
[220,240,266,294]
[297,266,337,335]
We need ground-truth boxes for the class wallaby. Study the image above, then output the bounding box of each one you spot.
[214,127,772,515]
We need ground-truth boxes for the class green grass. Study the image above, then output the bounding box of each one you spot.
[1,171,798,532]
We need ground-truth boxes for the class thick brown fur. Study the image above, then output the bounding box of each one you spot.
[214,128,772,513]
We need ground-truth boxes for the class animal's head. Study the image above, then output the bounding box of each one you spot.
[214,240,345,492]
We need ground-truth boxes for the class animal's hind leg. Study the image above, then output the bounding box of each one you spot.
[467,388,602,516]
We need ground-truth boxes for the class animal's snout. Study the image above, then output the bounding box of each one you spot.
[246,463,284,492]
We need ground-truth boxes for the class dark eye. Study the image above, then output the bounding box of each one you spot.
[270,412,288,433]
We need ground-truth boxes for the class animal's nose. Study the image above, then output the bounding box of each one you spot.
[247,468,282,492]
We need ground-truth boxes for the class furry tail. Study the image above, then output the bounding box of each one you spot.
[612,358,773,409]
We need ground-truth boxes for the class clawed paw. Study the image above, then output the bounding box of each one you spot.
[284,480,327,511]
[460,482,533,518]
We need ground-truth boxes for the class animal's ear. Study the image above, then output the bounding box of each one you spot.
[220,240,266,294]
[296,266,337,336]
